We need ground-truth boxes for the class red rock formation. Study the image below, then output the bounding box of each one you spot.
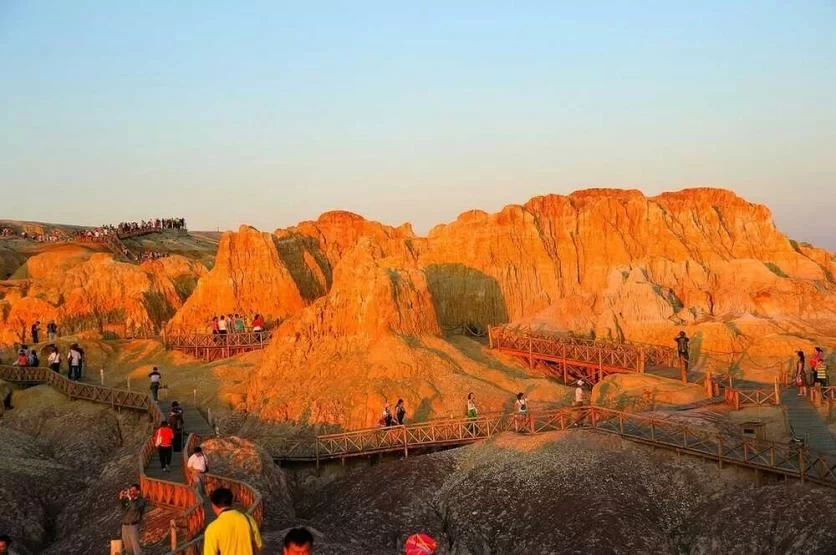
[0,251,205,342]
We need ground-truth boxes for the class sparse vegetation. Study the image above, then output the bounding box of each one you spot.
[764,262,788,278]
[142,291,175,330]
[652,283,684,314]
[789,239,801,253]
[173,274,198,303]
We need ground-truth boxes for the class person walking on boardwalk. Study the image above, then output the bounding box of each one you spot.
[48,345,61,373]
[395,399,406,425]
[234,313,245,333]
[466,392,477,418]
[218,315,228,336]
[283,528,314,555]
[252,314,265,335]
[27,349,38,367]
[148,367,161,402]
[169,401,185,451]
[514,392,530,432]
[814,347,829,393]
[675,331,690,372]
[187,446,208,491]
[68,344,82,381]
[154,421,174,472]
[574,380,585,407]
[47,319,57,342]
[795,351,807,396]
[15,349,28,367]
[203,487,263,555]
[118,483,146,555]
[31,321,40,344]
[380,402,394,427]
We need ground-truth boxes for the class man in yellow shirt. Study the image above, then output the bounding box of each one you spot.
[203,487,262,555]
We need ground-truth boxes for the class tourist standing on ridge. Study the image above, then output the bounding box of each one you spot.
[795,351,807,396]
[31,321,40,344]
[203,487,263,555]
[574,381,585,407]
[48,346,61,373]
[148,367,161,402]
[118,483,146,555]
[169,401,185,451]
[283,528,313,555]
[395,399,406,425]
[187,446,208,491]
[154,421,174,472]
[47,320,57,342]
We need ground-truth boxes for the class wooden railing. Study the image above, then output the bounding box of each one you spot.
[272,406,836,488]
[167,433,264,555]
[0,365,262,553]
[488,325,678,382]
[164,330,274,361]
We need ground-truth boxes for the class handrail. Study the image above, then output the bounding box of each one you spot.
[168,433,264,555]
[165,330,274,348]
[273,405,836,488]
[0,365,260,553]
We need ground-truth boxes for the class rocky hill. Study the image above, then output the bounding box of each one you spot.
[2,188,835,422]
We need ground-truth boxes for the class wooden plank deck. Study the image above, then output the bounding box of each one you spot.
[781,389,836,455]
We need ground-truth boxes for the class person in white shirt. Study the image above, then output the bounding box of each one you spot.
[187,446,208,491]
[47,347,61,373]
[574,380,585,407]
[148,367,161,402]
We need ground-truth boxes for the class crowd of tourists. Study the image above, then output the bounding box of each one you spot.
[140,250,169,261]
[117,218,186,235]
[210,313,266,335]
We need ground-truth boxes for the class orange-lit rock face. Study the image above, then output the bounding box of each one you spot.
[169,214,413,330]
[240,188,836,422]
[0,251,205,342]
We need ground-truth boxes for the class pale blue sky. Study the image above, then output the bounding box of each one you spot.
[1,1,834,247]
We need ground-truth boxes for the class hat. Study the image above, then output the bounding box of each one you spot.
[405,533,437,555]
[577,380,584,386]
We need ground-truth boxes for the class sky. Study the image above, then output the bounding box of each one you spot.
[1,1,834,247]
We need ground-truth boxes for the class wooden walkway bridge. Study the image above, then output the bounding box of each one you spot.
[489,325,682,384]
[0,365,262,555]
[164,330,274,361]
[272,406,836,488]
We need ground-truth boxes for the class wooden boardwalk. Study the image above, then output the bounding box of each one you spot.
[0,366,262,555]
[164,330,274,361]
[272,406,836,488]
[781,389,836,455]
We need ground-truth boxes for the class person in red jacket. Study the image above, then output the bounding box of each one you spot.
[154,422,175,472]
[252,314,265,333]
[15,350,29,367]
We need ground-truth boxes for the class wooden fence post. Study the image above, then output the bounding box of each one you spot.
[799,449,806,483]
[705,371,712,398]
[170,519,177,552]
[774,378,780,405]
[488,327,494,349]
[402,426,408,459]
